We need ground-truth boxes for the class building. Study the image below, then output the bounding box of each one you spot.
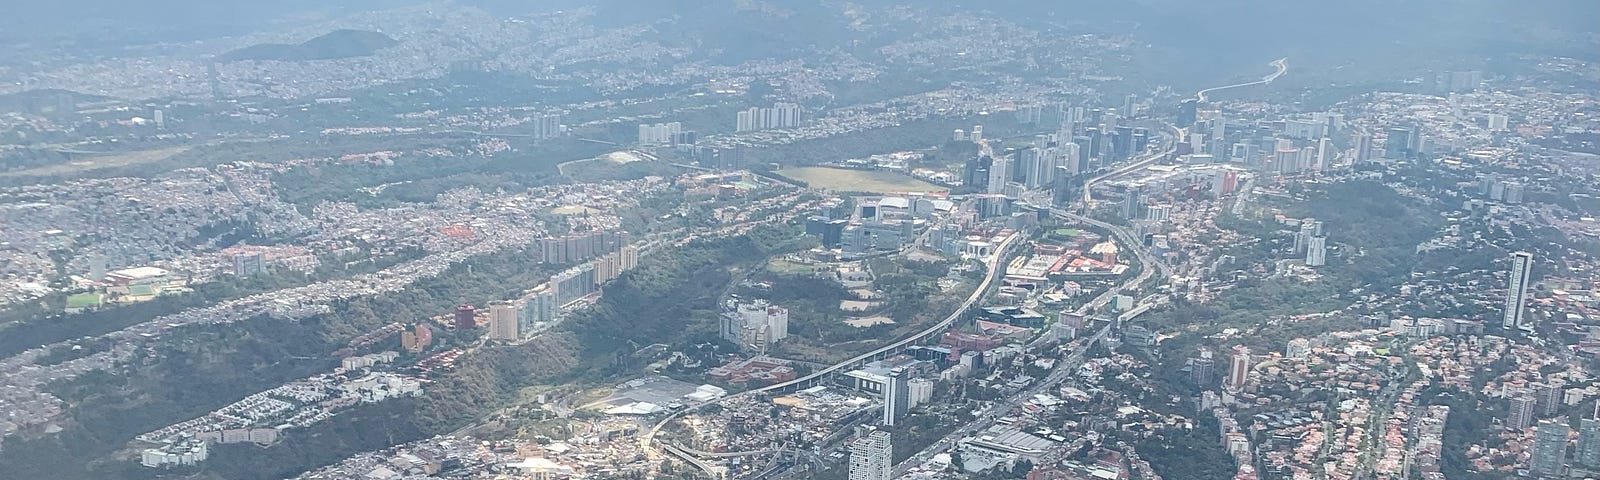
[638,122,684,145]
[1305,235,1327,267]
[806,216,849,249]
[988,156,1012,194]
[1537,382,1564,416]
[883,369,909,426]
[720,300,789,352]
[1191,349,1216,387]
[1383,127,1412,160]
[1285,338,1310,359]
[488,302,520,341]
[736,103,802,132]
[849,430,893,480]
[531,113,563,140]
[1580,413,1600,467]
[907,378,935,408]
[1503,252,1534,329]
[232,252,266,276]
[1225,346,1250,392]
[454,305,477,330]
[1531,420,1569,477]
[1508,394,1537,430]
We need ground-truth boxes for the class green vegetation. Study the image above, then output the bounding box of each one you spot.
[219,29,397,62]
[64,292,102,308]
[1134,413,1237,480]
[773,167,944,193]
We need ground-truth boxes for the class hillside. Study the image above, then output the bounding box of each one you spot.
[219,29,397,62]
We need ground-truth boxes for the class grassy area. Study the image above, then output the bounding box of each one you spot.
[549,205,600,215]
[65,293,102,309]
[775,167,943,193]
[0,145,193,177]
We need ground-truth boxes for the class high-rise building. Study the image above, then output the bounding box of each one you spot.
[849,430,893,480]
[454,305,477,330]
[1177,99,1197,126]
[1315,137,1333,172]
[1503,252,1534,329]
[1578,408,1600,466]
[1285,338,1310,359]
[488,302,520,341]
[1384,127,1412,160]
[1122,189,1142,220]
[1353,131,1373,163]
[638,122,683,145]
[153,109,166,130]
[1531,420,1569,477]
[232,252,266,276]
[1487,113,1510,132]
[1509,394,1538,430]
[1537,382,1565,416]
[964,156,992,190]
[1305,235,1327,267]
[883,369,909,426]
[987,156,1011,194]
[530,113,563,140]
[1225,346,1250,392]
[1191,348,1216,387]
[907,378,935,408]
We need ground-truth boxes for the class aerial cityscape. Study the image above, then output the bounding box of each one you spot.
[0,1,1598,479]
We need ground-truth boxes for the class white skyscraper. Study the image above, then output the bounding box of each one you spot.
[1315,137,1332,172]
[1305,235,1327,267]
[153,109,165,130]
[1503,251,1534,329]
[987,156,1011,194]
[488,302,520,341]
[849,430,892,480]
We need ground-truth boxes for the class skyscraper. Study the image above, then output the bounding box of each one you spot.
[1353,131,1373,163]
[1177,99,1197,126]
[987,156,1011,194]
[1225,346,1250,392]
[1531,420,1569,477]
[1509,394,1538,430]
[1384,127,1412,160]
[883,369,909,426]
[1315,137,1332,172]
[1305,235,1327,267]
[488,302,520,341]
[849,430,892,480]
[1579,408,1600,466]
[1191,348,1216,387]
[1503,252,1534,329]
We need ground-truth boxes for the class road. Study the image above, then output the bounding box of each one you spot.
[643,231,1027,468]
[894,206,1169,476]
[1195,58,1288,102]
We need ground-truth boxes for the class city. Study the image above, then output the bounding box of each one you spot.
[0,1,1597,480]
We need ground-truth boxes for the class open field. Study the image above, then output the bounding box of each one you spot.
[65,293,102,309]
[1,145,193,177]
[775,166,943,193]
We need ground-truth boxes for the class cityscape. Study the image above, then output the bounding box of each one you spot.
[0,1,1598,480]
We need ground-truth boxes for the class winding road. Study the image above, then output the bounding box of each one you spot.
[1196,57,1288,102]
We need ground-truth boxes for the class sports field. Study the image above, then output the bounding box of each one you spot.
[776,167,943,193]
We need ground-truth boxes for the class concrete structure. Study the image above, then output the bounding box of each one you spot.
[1531,420,1569,477]
[1225,346,1250,392]
[849,430,893,480]
[1508,394,1537,431]
[1503,251,1533,329]
[1305,235,1327,267]
[883,369,909,426]
[488,302,520,341]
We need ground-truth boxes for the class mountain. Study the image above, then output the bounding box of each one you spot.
[219,29,398,62]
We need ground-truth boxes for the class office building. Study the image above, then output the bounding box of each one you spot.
[1305,235,1327,267]
[1122,189,1142,220]
[849,430,893,480]
[806,216,849,249]
[1315,137,1332,172]
[1503,252,1533,329]
[488,302,520,341]
[1531,420,1569,477]
[1225,346,1250,392]
[883,369,909,426]
[964,156,993,190]
[1508,394,1537,430]
[987,156,1011,194]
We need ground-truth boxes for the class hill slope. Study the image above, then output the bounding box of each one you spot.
[220,29,397,62]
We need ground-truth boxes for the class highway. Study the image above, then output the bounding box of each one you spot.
[893,205,1169,476]
[1195,57,1288,102]
[643,230,1027,470]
